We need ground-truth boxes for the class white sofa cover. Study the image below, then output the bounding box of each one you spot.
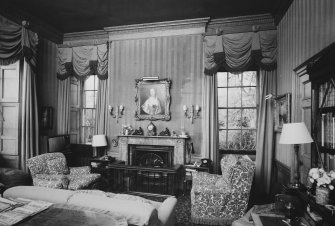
[4,186,177,226]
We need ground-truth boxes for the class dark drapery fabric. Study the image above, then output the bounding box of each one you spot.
[204,30,277,75]
[0,17,38,69]
[0,16,39,170]
[57,43,109,80]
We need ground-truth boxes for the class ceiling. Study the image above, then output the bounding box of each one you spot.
[2,0,292,34]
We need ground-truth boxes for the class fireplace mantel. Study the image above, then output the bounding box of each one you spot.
[117,135,189,165]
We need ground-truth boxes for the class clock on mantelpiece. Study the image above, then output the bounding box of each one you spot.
[147,122,157,136]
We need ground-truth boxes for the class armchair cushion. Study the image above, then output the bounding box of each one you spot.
[33,178,64,189]
[34,174,69,189]
[47,158,69,175]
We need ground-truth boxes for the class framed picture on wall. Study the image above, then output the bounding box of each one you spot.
[135,78,171,121]
[274,93,291,132]
[40,106,54,130]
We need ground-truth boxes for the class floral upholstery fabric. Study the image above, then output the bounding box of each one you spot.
[191,155,255,226]
[47,158,69,174]
[69,166,91,176]
[67,174,101,190]
[26,152,101,190]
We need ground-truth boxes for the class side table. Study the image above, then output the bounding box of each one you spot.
[90,159,125,192]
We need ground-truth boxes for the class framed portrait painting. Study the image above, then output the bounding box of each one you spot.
[135,78,171,121]
[274,93,291,132]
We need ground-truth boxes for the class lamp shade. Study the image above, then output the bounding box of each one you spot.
[279,122,313,144]
[92,135,107,147]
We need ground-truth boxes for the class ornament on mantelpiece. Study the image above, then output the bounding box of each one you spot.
[147,122,157,136]
[159,127,171,136]
[132,127,144,135]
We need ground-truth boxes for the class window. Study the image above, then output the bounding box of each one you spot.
[70,75,99,144]
[217,71,257,154]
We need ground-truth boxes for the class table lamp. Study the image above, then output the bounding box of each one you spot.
[279,122,313,189]
[92,134,108,158]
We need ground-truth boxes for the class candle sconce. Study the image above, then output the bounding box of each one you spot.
[108,105,124,123]
[183,104,201,124]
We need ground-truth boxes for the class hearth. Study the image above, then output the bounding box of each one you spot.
[128,145,173,168]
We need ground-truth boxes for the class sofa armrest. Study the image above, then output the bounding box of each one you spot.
[69,166,91,176]
[157,196,177,226]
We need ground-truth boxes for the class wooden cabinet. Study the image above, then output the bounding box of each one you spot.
[295,43,335,172]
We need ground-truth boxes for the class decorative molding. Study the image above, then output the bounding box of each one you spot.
[61,30,109,47]
[206,14,276,35]
[105,17,209,41]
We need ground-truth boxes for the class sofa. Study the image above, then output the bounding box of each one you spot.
[4,186,177,226]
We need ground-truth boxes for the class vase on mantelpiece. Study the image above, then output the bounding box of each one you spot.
[315,187,329,205]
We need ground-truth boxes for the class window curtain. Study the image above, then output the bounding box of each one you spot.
[202,75,219,172]
[203,30,277,191]
[57,43,108,80]
[0,16,39,170]
[95,79,108,135]
[204,30,277,75]
[255,69,276,196]
[20,60,39,170]
[56,79,70,134]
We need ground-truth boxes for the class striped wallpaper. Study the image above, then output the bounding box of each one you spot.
[276,0,335,166]
[107,34,205,157]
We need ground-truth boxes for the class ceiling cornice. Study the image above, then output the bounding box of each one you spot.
[62,30,108,47]
[105,17,209,41]
[206,13,275,35]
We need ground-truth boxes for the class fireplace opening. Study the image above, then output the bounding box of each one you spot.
[128,145,173,168]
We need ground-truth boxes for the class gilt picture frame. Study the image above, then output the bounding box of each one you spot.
[135,78,171,121]
[274,93,291,132]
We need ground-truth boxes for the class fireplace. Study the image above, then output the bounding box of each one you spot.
[118,135,188,165]
[129,145,173,168]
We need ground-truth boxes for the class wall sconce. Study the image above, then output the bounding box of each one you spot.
[108,105,124,123]
[183,104,201,124]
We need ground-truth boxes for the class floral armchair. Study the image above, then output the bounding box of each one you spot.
[191,154,255,225]
[26,152,101,190]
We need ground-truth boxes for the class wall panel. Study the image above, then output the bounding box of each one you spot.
[107,35,204,159]
[276,0,335,166]
[37,38,58,152]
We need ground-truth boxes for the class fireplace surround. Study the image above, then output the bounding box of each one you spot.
[118,135,189,167]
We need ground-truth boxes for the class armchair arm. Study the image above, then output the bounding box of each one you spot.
[192,171,223,187]
[69,166,91,176]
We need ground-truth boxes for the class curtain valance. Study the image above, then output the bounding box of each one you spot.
[57,43,109,80]
[0,18,38,69]
[204,30,277,75]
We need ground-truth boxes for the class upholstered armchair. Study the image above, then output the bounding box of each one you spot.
[26,152,101,190]
[191,155,255,225]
